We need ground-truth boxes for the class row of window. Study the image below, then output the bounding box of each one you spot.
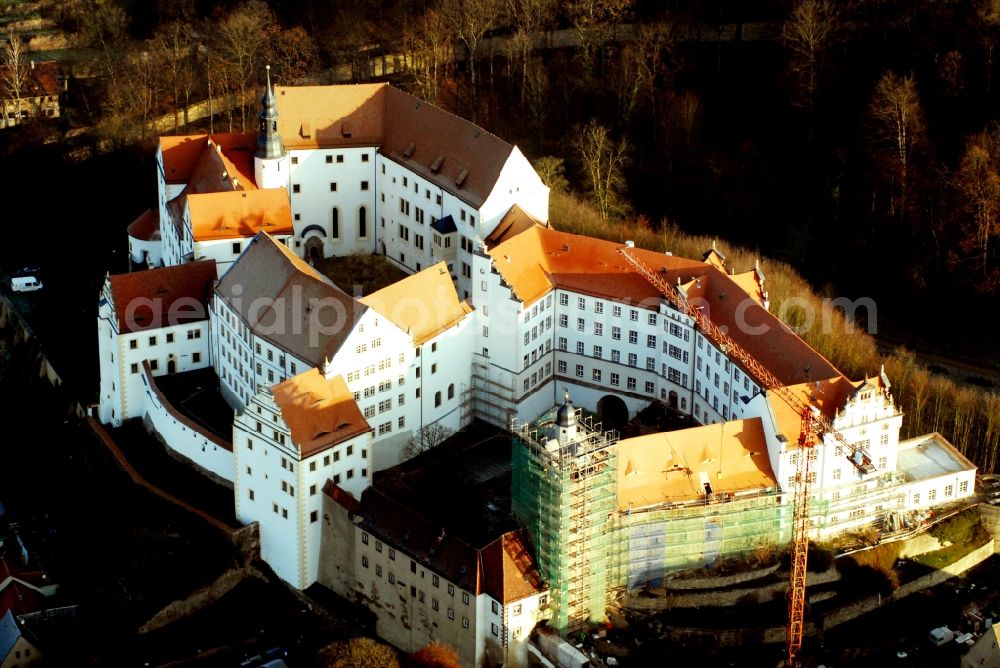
[290,152,370,165]
[559,293,654,325]
[127,327,202,350]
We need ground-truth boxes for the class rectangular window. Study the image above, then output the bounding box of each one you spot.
[558,360,567,373]
[575,364,584,377]
[593,368,602,382]
[610,372,620,386]
[629,331,638,344]
[627,377,636,390]
[361,180,369,190]
[559,293,568,306]
[594,322,603,336]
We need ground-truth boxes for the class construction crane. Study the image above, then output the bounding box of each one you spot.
[618,248,874,667]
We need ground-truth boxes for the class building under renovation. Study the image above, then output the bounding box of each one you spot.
[513,390,975,635]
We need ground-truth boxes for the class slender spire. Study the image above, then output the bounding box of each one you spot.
[255,65,285,160]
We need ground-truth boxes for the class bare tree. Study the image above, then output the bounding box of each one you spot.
[978,0,1000,95]
[954,132,1000,278]
[564,0,633,74]
[405,8,452,105]
[155,21,196,131]
[783,0,837,110]
[573,119,630,220]
[402,423,453,460]
[524,57,548,147]
[532,156,568,193]
[504,0,556,103]
[869,71,924,221]
[783,0,837,145]
[213,0,276,131]
[439,0,502,123]
[2,31,28,127]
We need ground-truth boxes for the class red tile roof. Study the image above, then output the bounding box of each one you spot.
[480,530,545,604]
[273,83,516,208]
[484,204,546,248]
[488,226,841,387]
[271,371,371,458]
[127,208,160,242]
[107,261,217,334]
[356,488,544,601]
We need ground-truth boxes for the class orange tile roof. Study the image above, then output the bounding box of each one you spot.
[730,269,766,306]
[481,530,546,604]
[275,83,387,149]
[766,376,861,447]
[488,226,841,387]
[271,370,371,458]
[188,189,292,242]
[159,133,255,185]
[484,204,546,248]
[272,83,516,207]
[127,208,160,242]
[359,262,472,345]
[617,418,776,509]
[107,261,217,334]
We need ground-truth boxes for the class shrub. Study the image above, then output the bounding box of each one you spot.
[314,637,400,668]
[410,642,462,668]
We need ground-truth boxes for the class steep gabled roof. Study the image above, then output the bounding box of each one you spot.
[484,204,545,248]
[480,530,545,604]
[107,261,217,334]
[215,233,366,367]
[272,83,516,208]
[487,226,840,387]
[355,487,545,601]
[127,208,160,242]
[766,376,862,446]
[360,262,472,345]
[271,370,370,458]
[159,133,256,186]
[617,418,776,509]
[382,86,514,208]
[188,189,292,242]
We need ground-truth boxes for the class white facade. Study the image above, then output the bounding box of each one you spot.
[140,365,234,483]
[233,386,372,589]
[287,147,378,258]
[97,277,211,427]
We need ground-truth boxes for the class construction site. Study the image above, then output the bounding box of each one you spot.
[511,396,792,636]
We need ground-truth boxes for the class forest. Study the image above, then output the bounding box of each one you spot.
[3,0,1000,468]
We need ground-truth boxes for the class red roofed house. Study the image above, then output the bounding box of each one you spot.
[97,261,217,427]
[0,59,61,129]
[321,484,548,668]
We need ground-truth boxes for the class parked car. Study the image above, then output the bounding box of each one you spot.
[10,275,43,292]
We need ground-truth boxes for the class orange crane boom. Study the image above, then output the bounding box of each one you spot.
[618,248,874,666]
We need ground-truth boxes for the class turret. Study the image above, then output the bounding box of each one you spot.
[254,65,289,190]
[555,389,578,445]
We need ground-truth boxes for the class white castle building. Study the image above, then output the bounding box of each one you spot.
[96,76,976,665]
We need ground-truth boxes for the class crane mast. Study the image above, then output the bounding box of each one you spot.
[618,248,875,666]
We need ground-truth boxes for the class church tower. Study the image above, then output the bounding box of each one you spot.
[254,65,289,190]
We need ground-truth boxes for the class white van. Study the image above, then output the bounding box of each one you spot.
[11,275,43,292]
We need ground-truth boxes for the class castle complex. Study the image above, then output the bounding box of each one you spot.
[95,74,976,666]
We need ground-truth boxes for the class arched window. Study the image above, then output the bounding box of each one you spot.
[434,391,442,407]
[359,206,368,238]
[332,208,340,239]
[447,384,455,400]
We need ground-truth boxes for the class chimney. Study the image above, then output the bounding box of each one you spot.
[625,240,635,247]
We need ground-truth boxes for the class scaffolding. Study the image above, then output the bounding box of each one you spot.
[512,409,618,635]
[472,356,518,427]
[512,410,790,636]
